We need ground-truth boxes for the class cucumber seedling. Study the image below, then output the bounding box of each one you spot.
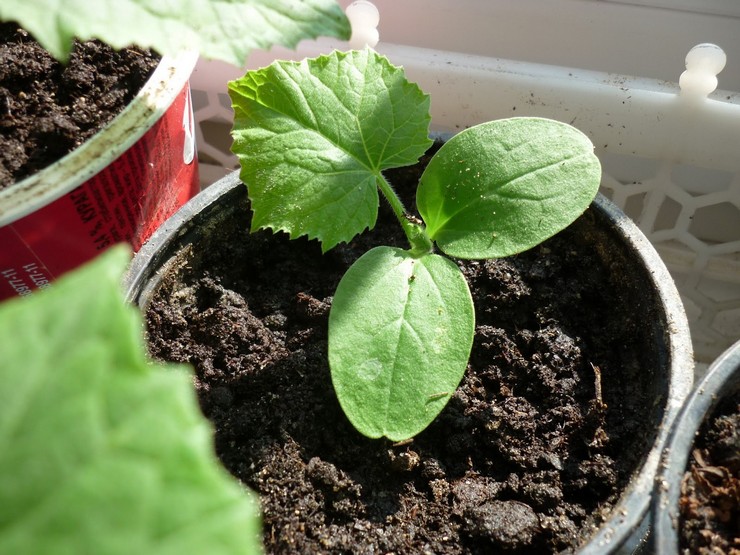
[229,49,601,441]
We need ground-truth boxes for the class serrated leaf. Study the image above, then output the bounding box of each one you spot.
[0,247,261,555]
[1,0,350,65]
[328,246,474,441]
[229,49,433,252]
[417,118,601,259]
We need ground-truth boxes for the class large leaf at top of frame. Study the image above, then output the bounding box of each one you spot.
[0,0,350,65]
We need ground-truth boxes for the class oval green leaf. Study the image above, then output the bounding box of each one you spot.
[328,246,475,441]
[229,50,432,252]
[417,118,601,259]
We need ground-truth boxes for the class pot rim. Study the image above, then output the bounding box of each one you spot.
[652,338,740,554]
[575,191,694,554]
[125,169,695,554]
[0,49,199,226]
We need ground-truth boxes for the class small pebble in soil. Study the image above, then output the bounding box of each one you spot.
[463,500,540,549]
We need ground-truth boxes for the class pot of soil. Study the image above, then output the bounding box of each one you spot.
[653,339,740,554]
[0,23,199,300]
[125,150,693,553]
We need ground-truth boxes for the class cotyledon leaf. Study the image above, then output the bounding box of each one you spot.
[328,246,475,441]
[229,49,433,252]
[417,118,601,259]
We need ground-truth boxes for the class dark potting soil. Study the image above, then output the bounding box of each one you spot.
[679,392,740,554]
[0,22,159,189]
[145,145,663,554]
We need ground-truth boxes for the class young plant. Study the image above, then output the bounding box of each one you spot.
[1,0,350,66]
[229,49,601,441]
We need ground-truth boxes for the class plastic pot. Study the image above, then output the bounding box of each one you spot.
[653,339,740,554]
[0,50,199,301]
[125,171,694,554]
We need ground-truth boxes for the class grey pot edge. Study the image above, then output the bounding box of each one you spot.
[652,339,740,554]
[576,194,695,555]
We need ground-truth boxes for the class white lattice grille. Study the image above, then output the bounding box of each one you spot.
[190,89,239,186]
[600,158,740,362]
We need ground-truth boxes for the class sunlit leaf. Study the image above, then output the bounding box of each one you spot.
[418,118,601,259]
[229,49,432,251]
[329,246,474,441]
[1,0,350,65]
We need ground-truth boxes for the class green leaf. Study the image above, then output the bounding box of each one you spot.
[0,247,261,555]
[417,118,601,259]
[329,246,474,441]
[229,49,433,252]
[0,0,350,65]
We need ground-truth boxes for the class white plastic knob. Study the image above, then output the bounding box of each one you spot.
[347,1,380,49]
[679,43,726,98]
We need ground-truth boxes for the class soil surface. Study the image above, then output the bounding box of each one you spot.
[679,391,740,554]
[0,22,159,189]
[145,145,663,553]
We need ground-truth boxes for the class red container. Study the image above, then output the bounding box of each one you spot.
[0,51,200,301]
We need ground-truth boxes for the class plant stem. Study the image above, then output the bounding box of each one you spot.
[376,174,407,224]
[376,174,433,257]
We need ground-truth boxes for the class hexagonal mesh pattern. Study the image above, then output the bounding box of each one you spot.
[191,89,239,186]
[190,50,739,365]
[600,157,740,362]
